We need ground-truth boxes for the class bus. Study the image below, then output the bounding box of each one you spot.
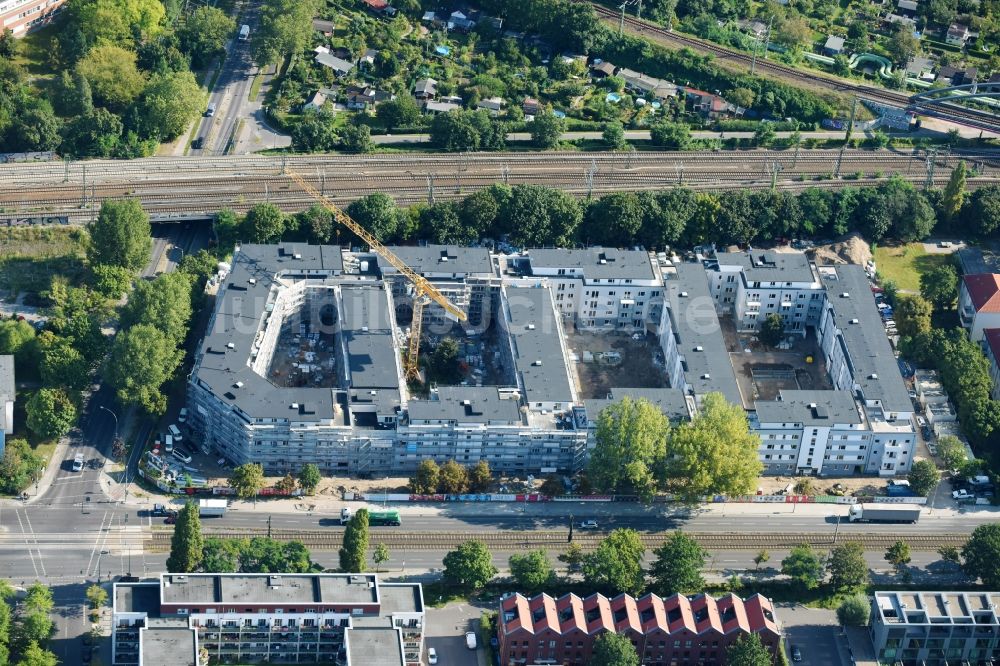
[239,24,250,41]
[368,510,401,526]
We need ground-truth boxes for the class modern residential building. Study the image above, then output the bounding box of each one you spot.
[187,244,913,479]
[959,273,1000,342]
[0,0,64,36]
[869,591,1000,665]
[112,573,424,666]
[497,591,782,666]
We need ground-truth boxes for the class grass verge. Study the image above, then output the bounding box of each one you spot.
[873,242,952,292]
[0,227,88,297]
[249,66,267,102]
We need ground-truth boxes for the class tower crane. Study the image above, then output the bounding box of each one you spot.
[286,170,467,380]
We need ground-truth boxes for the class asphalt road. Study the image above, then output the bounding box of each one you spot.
[190,1,260,156]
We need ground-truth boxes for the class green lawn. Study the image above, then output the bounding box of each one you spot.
[873,243,951,293]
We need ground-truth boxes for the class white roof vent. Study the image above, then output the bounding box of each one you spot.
[527,324,536,330]
[294,253,302,260]
[248,278,256,285]
[226,342,235,350]
[702,373,711,379]
[809,403,817,408]
[869,373,879,380]
[369,390,377,396]
[235,381,244,388]
[532,360,543,366]
[694,345,704,351]
[599,259,607,264]
[361,326,369,332]
[679,291,689,297]
[291,403,299,409]
[850,318,859,324]
[841,292,850,298]
[462,399,471,406]
[440,256,449,262]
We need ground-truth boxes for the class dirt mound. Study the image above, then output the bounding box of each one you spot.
[807,232,872,266]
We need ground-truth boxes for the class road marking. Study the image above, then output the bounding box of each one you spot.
[14,510,39,578]
[21,509,46,577]
[84,511,110,578]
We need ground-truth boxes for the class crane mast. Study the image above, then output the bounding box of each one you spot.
[286,170,467,380]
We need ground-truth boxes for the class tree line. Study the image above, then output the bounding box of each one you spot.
[0,580,60,666]
[0,0,234,157]
[216,172,998,257]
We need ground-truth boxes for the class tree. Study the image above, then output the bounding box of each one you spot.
[68,0,165,46]
[250,0,316,65]
[428,337,461,383]
[920,265,959,310]
[443,539,497,589]
[583,192,644,247]
[134,71,203,141]
[887,24,920,65]
[410,460,440,494]
[937,545,961,564]
[469,460,492,492]
[500,185,582,247]
[430,110,482,151]
[582,529,645,595]
[439,459,470,494]
[752,122,776,148]
[339,124,373,153]
[200,537,241,572]
[885,540,912,577]
[121,271,193,346]
[758,313,784,348]
[377,95,421,130]
[588,397,669,501]
[25,389,77,440]
[178,6,236,67]
[962,523,1000,586]
[298,463,321,494]
[936,435,968,470]
[665,393,762,503]
[650,532,707,595]
[0,27,16,59]
[509,549,555,592]
[230,463,265,500]
[167,502,204,573]
[0,318,36,359]
[650,121,691,149]
[91,264,133,299]
[339,508,369,572]
[61,107,124,158]
[419,201,467,244]
[894,295,932,338]
[85,584,107,610]
[782,544,824,590]
[0,439,44,495]
[276,473,296,494]
[754,549,770,570]
[540,474,565,497]
[529,112,565,149]
[88,198,152,273]
[939,160,967,225]
[292,108,339,152]
[776,14,811,49]
[602,120,628,150]
[827,541,869,590]
[346,193,400,242]
[559,543,585,572]
[38,336,89,390]
[726,634,771,666]
[76,44,147,109]
[837,593,870,626]
[245,203,285,243]
[373,543,389,573]
[107,324,182,414]
[16,642,57,666]
[10,106,61,152]
[968,185,1000,237]
[591,632,639,666]
[907,459,940,496]
[459,184,508,240]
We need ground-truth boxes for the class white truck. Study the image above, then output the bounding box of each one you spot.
[198,499,228,517]
[71,453,85,472]
[847,503,921,523]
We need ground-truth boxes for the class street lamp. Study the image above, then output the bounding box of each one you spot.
[99,405,119,442]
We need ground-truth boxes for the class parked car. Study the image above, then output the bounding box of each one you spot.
[178,408,188,423]
[427,648,438,664]
[579,520,599,530]
[167,423,183,440]
[151,504,170,517]
[953,489,973,501]
[791,645,802,662]
[172,449,193,464]
[465,632,477,650]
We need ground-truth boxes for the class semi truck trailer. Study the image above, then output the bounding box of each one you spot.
[847,503,921,523]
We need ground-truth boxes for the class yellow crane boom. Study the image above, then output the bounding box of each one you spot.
[286,170,467,380]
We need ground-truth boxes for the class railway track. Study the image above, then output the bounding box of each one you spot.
[3,149,998,223]
[144,528,970,553]
[586,3,1000,131]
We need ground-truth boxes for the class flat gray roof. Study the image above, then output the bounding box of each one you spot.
[755,389,862,426]
[141,628,197,666]
[408,386,521,424]
[378,583,424,615]
[664,264,743,406]
[584,387,690,423]
[160,574,380,606]
[345,627,405,666]
[527,247,656,281]
[506,286,575,405]
[384,245,494,276]
[824,265,912,413]
[716,250,816,284]
[115,582,161,615]
[0,355,13,402]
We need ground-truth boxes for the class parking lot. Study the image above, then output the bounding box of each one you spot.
[425,602,489,666]
[779,605,849,666]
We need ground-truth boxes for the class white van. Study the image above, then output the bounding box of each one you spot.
[164,434,175,453]
[239,24,250,41]
[167,424,183,442]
